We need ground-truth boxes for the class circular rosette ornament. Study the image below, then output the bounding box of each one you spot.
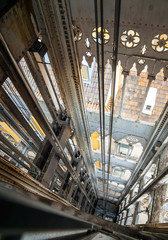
[151,34,168,52]
[92,27,110,44]
[72,25,82,42]
[121,30,140,48]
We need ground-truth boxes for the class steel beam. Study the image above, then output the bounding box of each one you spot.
[0,104,38,153]
[98,184,123,193]
[0,144,31,171]
[0,38,95,207]
[118,101,168,204]
[0,87,41,147]
[58,120,71,149]
[99,191,120,199]
[92,152,136,170]
[120,163,168,213]
[132,223,168,234]
[67,180,77,202]
[0,181,143,240]
[24,52,60,123]
[33,52,61,123]
[66,141,74,157]
[41,54,63,113]
[33,0,97,196]
[34,139,53,171]
[0,131,40,172]
[40,148,57,187]
[96,171,127,185]
[87,111,153,148]
[0,189,98,239]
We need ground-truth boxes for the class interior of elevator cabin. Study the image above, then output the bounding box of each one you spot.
[0,0,168,239]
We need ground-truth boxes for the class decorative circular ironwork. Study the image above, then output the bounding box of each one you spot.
[72,25,82,41]
[92,27,110,44]
[151,34,168,52]
[121,30,140,48]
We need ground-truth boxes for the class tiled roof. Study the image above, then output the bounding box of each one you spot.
[83,65,168,124]
[83,62,112,111]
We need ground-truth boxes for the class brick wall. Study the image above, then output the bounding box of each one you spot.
[114,71,168,124]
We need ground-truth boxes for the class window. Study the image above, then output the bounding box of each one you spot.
[132,183,139,198]
[135,194,150,224]
[125,194,130,205]
[81,56,95,83]
[126,217,133,226]
[146,105,151,110]
[143,163,156,188]
[81,65,90,83]
[136,212,148,224]
[128,205,135,217]
[119,143,132,155]
[91,132,100,151]
[119,143,129,155]
[95,161,101,168]
[142,87,157,115]
[113,167,123,176]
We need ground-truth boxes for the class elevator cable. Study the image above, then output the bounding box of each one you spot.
[100,0,106,209]
[94,0,106,209]
[105,0,121,215]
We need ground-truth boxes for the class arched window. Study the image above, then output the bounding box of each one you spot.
[136,212,148,224]
[125,194,130,205]
[131,142,143,159]
[95,161,101,168]
[143,163,156,188]
[163,203,168,222]
[91,132,100,151]
[126,216,133,226]
[135,194,151,224]
[132,183,140,198]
